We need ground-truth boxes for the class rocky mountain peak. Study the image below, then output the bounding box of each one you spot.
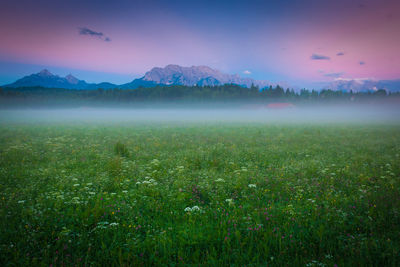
[141,64,272,88]
[65,74,79,84]
[38,69,53,76]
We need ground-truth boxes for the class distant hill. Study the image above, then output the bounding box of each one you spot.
[118,79,158,89]
[3,69,117,90]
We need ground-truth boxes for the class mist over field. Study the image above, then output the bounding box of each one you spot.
[1,0,400,265]
[1,104,399,125]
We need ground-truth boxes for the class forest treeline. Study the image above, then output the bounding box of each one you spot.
[0,84,398,107]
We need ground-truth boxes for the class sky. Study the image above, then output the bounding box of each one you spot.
[0,0,399,88]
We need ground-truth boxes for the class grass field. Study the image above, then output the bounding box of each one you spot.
[0,122,399,266]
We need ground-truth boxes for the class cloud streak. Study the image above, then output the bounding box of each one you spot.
[359,61,365,65]
[311,54,330,60]
[324,72,345,78]
[78,27,111,42]
[336,52,345,56]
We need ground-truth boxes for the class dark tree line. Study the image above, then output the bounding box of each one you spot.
[0,84,398,107]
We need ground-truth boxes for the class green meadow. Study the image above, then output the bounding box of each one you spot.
[0,122,399,266]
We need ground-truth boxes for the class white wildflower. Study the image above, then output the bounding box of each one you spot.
[184,206,201,213]
[225,199,234,205]
[191,206,200,211]
[248,184,257,188]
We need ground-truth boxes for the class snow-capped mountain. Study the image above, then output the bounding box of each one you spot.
[324,78,400,92]
[137,64,272,88]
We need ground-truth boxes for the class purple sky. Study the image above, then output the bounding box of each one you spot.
[0,0,399,88]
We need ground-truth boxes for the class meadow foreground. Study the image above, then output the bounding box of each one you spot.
[0,123,399,266]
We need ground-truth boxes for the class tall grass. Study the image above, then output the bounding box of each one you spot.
[0,124,399,266]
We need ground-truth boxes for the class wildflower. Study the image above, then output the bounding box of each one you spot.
[215,178,225,182]
[248,184,257,188]
[191,206,200,211]
[109,222,119,227]
[122,190,128,193]
[225,199,234,206]
[184,206,201,212]
[17,200,25,204]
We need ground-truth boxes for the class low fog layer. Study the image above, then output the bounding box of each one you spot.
[1,105,399,125]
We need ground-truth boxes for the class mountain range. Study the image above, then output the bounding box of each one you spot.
[3,65,274,90]
[323,78,400,92]
[3,69,117,90]
[3,65,400,92]
[137,65,272,88]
